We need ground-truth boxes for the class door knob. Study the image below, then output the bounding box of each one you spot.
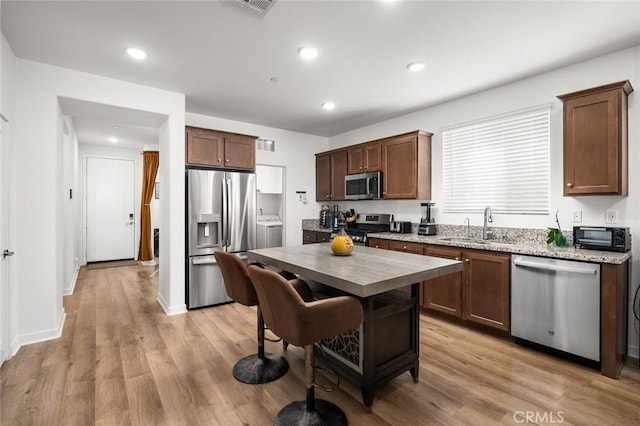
[3,249,15,258]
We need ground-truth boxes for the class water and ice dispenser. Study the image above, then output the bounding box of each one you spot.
[194,213,220,249]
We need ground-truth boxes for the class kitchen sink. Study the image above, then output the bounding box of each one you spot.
[439,237,514,246]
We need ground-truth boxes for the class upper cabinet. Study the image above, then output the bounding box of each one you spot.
[316,149,348,201]
[347,142,381,174]
[316,130,432,201]
[256,164,283,194]
[381,131,432,199]
[558,81,633,196]
[186,126,256,170]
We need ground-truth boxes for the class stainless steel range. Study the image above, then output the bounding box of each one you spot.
[330,213,392,246]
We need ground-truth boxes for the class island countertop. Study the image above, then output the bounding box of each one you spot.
[248,243,462,298]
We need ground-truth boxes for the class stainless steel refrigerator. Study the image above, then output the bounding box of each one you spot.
[186,168,256,309]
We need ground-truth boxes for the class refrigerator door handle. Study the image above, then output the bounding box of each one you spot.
[227,178,232,248]
[221,177,228,248]
[192,257,217,266]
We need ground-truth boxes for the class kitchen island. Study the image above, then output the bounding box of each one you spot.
[248,243,462,409]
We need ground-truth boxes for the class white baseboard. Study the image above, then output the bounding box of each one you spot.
[156,293,187,316]
[63,264,80,296]
[14,309,66,353]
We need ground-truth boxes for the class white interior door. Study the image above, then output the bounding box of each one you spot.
[0,116,10,363]
[86,157,135,262]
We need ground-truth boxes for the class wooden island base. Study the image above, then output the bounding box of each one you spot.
[311,282,421,409]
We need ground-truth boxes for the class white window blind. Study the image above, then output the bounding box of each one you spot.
[442,105,550,214]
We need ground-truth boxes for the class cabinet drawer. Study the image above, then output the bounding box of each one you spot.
[388,241,423,254]
[303,230,317,244]
[368,238,388,249]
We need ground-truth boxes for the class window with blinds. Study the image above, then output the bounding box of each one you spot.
[442,105,550,214]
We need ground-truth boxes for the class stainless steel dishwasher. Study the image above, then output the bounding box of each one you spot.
[511,255,600,363]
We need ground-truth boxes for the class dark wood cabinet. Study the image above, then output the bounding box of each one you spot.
[367,238,388,249]
[387,240,423,254]
[347,142,382,174]
[302,230,330,245]
[423,246,462,316]
[381,131,432,199]
[316,130,431,201]
[462,251,510,333]
[315,150,348,201]
[186,126,256,170]
[558,80,633,196]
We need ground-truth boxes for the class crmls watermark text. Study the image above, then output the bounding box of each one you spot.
[513,411,565,424]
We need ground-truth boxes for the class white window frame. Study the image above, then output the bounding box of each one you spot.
[442,104,551,215]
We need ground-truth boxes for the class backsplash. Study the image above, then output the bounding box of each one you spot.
[302,219,573,246]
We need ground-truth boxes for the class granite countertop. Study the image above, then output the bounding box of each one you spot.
[302,219,631,265]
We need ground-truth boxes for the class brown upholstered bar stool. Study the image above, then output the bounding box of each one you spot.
[215,251,312,384]
[248,265,363,425]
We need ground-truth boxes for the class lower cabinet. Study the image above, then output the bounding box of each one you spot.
[462,251,511,333]
[302,230,330,244]
[423,246,463,317]
[425,247,510,333]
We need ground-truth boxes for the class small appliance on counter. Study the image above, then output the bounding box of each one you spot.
[573,226,631,252]
[390,221,412,234]
[418,201,437,236]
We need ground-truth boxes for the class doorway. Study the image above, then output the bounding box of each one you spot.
[86,156,135,262]
[256,164,285,248]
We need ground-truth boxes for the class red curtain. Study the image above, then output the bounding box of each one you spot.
[137,151,159,261]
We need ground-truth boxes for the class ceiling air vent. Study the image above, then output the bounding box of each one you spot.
[228,0,276,17]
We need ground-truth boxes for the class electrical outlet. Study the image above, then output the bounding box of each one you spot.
[572,210,582,223]
[605,210,618,224]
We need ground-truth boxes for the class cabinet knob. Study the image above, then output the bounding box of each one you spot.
[326,195,330,198]
[225,159,230,163]
[455,257,460,261]
[403,246,407,250]
[465,259,470,262]
[217,158,221,162]
[359,166,363,170]
[566,183,573,187]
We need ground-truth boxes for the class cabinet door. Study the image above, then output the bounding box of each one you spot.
[316,154,332,201]
[224,134,255,170]
[347,147,365,174]
[364,142,382,171]
[368,238,388,249]
[382,135,418,199]
[423,246,462,316]
[559,81,631,196]
[186,128,224,167]
[462,251,510,332]
[330,150,348,201]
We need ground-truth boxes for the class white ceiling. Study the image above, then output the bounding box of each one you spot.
[3,1,640,138]
[58,97,165,149]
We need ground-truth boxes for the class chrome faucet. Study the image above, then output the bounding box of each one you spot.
[464,217,470,238]
[482,207,493,240]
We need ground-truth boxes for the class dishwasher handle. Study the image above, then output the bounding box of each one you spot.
[513,257,598,275]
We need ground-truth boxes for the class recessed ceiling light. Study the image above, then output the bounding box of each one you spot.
[322,102,335,111]
[108,137,119,143]
[126,47,148,60]
[298,46,318,60]
[406,62,425,72]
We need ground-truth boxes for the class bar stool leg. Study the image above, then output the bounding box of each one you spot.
[274,344,348,425]
[232,306,289,384]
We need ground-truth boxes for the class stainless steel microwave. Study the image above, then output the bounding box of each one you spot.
[345,171,382,200]
[573,226,631,252]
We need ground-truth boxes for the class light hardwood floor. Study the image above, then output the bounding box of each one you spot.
[2,264,640,425]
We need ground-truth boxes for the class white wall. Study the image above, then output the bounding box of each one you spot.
[185,113,328,246]
[1,34,18,359]
[61,116,80,295]
[13,59,185,350]
[328,45,640,357]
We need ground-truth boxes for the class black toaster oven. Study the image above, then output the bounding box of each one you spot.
[573,226,630,252]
